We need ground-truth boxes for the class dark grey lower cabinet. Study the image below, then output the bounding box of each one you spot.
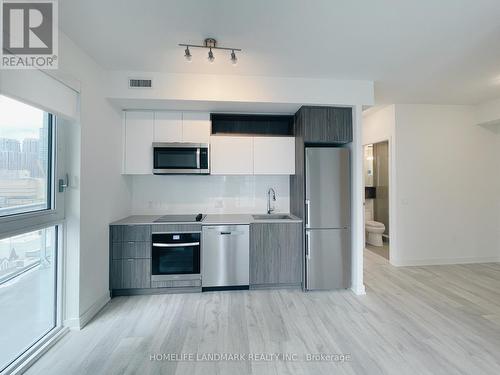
[112,241,151,259]
[110,224,152,291]
[250,222,302,287]
[111,258,151,289]
[111,225,152,242]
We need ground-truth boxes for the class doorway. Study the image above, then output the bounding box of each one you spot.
[363,141,390,260]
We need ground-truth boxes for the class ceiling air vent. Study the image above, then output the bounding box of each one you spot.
[128,78,152,88]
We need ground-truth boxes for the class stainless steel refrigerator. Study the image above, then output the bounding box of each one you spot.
[305,147,351,290]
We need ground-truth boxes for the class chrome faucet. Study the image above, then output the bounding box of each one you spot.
[267,188,276,214]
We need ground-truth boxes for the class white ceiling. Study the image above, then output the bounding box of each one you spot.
[60,0,500,105]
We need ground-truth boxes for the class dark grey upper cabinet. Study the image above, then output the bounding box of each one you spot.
[296,106,352,144]
[250,222,302,286]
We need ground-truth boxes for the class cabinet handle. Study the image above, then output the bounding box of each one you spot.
[127,258,134,262]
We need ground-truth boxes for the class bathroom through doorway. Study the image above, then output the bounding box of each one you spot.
[364,141,390,260]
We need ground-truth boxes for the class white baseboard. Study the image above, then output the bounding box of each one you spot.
[63,317,80,329]
[64,292,110,330]
[392,256,500,267]
[351,283,366,295]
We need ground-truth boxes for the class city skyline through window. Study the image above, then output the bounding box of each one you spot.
[0,95,52,216]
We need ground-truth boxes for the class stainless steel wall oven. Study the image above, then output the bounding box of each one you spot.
[151,232,201,282]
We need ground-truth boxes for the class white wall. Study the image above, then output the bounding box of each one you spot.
[394,104,500,265]
[363,105,395,145]
[476,97,500,126]
[349,105,366,295]
[497,136,500,256]
[59,118,81,323]
[363,104,500,266]
[476,98,500,259]
[108,71,374,109]
[130,175,289,215]
[58,33,132,327]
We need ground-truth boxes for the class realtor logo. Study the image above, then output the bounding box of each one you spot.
[1,0,58,69]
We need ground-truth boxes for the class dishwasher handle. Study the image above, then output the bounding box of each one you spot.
[218,231,245,236]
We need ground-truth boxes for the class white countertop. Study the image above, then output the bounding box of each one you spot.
[110,213,302,226]
[202,214,302,225]
[110,215,163,225]
[201,214,254,225]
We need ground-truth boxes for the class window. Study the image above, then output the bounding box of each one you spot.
[0,95,62,373]
[0,227,58,372]
[0,95,53,217]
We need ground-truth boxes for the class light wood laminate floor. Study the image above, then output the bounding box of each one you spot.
[27,251,500,375]
[366,242,389,260]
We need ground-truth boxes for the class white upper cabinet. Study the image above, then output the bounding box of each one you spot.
[253,137,295,175]
[153,111,182,142]
[182,112,211,143]
[153,111,210,143]
[123,111,295,175]
[123,111,154,174]
[210,136,254,175]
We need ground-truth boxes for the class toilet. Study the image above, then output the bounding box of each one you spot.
[365,220,385,247]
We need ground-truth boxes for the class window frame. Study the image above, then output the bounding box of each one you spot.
[0,102,64,241]
[0,95,66,373]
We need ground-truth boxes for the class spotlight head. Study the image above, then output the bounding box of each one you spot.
[184,46,192,62]
[208,48,215,63]
[230,50,238,65]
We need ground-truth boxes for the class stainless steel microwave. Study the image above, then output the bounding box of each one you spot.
[153,143,209,175]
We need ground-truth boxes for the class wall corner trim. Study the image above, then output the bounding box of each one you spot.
[351,284,366,295]
[66,292,110,330]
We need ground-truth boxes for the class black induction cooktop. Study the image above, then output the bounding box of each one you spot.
[154,213,205,223]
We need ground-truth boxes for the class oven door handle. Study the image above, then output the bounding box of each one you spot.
[153,242,200,247]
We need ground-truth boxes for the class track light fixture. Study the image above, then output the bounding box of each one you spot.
[179,38,241,64]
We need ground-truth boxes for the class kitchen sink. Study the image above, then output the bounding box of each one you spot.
[252,214,294,220]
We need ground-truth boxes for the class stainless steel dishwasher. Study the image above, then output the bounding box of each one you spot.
[202,225,249,290]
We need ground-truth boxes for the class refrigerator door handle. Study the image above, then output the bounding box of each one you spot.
[305,199,310,228]
[305,231,311,259]
[305,231,310,290]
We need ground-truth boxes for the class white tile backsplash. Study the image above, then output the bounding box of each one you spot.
[130,175,290,215]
